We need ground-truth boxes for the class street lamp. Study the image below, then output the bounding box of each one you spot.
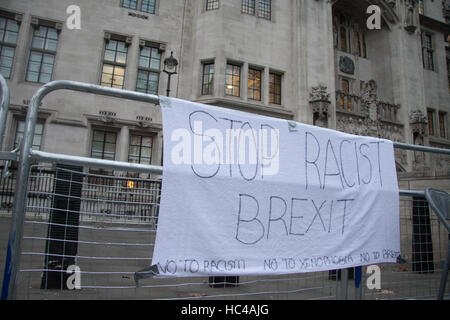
[163,51,178,97]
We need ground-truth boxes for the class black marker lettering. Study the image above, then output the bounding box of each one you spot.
[305,132,322,189]
[236,194,264,245]
[267,196,288,239]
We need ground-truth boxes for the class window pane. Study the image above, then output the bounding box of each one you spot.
[115,51,127,64]
[45,38,58,51]
[26,71,39,82]
[4,29,18,44]
[93,130,105,141]
[102,64,114,75]
[35,123,43,135]
[31,36,45,50]
[139,55,150,68]
[105,132,116,143]
[38,72,51,83]
[106,40,117,51]
[142,136,153,147]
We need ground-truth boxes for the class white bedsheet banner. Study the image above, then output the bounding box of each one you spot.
[152,97,400,277]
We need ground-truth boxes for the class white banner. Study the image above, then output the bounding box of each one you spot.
[152,97,400,277]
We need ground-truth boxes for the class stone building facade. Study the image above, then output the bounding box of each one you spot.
[0,0,449,190]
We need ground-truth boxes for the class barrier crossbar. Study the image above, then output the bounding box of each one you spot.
[0,80,449,300]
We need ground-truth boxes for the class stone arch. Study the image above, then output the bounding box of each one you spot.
[331,0,400,30]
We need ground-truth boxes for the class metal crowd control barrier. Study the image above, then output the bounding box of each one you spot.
[0,80,449,300]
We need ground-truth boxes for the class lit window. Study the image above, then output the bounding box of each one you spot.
[0,16,19,78]
[225,63,241,97]
[136,45,161,94]
[248,68,261,101]
[101,39,128,89]
[26,25,58,83]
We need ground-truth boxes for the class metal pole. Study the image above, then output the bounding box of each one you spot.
[30,149,163,175]
[341,268,349,300]
[0,74,10,151]
[437,237,449,300]
[393,141,450,155]
[1,80,160,300]
[166,73,171,97]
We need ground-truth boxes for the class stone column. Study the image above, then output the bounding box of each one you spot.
[117,125,130,163]
[296,0,336,127]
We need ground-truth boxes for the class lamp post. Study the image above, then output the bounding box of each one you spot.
[163,51,178,97]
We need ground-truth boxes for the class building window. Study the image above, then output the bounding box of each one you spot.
[242,0,256,15]
[206,0,219,11]
[122,0,156,14]
[15,120,43,150]
[201,62,214,95]
[122,0,137,10]
[91,130,117,160]
[258,0,271,20]
[422,32,434,71]
[427,109,435,136]
[225,63,241,97]
[26,25,58,83]
[439,112,447,138]
[242,0,271,19]
[136,45,160,94]
[101,39,127,89]
[141,0,156,14]
[248,68,261,101]
[128,135,153,165]
[334,13,366,57]
[0,16,19,79]
[339,79,352,111]
[269,72,281,105]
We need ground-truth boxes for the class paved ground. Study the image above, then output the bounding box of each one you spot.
[0,215,448,300]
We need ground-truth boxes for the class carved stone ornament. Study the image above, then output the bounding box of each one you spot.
[339,56,355,75]
[309,84,331,128]
[99,110,116,123]
[444,0,450,23]
[409,109,427,135]
[404,0,418,33]
[309,84,330,102]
